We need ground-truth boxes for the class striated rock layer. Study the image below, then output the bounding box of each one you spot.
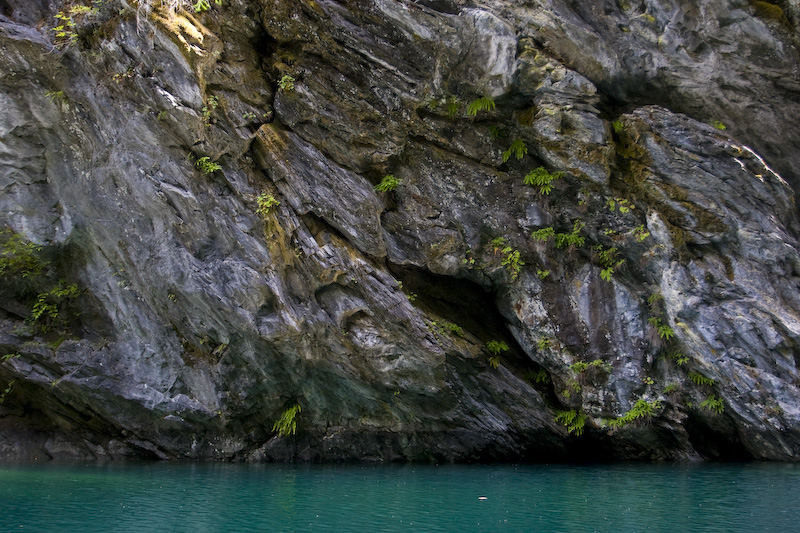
[1,0,800,461]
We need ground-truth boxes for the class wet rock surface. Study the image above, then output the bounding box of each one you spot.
[0,0,799,461]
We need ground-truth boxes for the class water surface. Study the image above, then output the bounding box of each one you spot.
[1,461,797,531]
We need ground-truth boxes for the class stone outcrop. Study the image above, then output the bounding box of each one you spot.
[1,0,799,461]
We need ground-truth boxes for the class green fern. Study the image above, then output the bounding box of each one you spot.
[486,340,509,355]
[531,227,555,243]
[500,247,524,280]
[648,317,675,340]
[196,157,222,174]
[272,404,301,437]
[374,174,401,192]
[689,372,715,386]
[523,166,563,195]
[255,193,280,218]
[608,398,662,428]
[502,139,527,162]
[554,220,586,249]
[555,409,585,436]
[701,395,724,415]
[467,96,496,117]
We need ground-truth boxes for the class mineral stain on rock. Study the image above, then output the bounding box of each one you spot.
[1,0,800,462]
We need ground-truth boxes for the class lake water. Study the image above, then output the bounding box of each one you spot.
[1,461,798,531]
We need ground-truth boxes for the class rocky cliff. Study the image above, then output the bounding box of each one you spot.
[1,0,800,461]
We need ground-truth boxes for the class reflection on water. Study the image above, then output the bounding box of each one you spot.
[1,461,799,531]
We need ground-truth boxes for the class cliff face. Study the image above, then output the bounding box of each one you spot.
[1,0,800,461]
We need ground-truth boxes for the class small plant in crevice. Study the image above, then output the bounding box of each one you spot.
[554,220,586,250]
[502,139,527,162]
[666,350,689,366]
[396,281,417,302]
[632,224,650,242]
[487,237,524,281]
[701,395,724,415]
[445,95,460,117]
[193,0,222,12]
[606,197,635,214]
[688,371,715,386]
[486,340,508,355]
[1,353,20,363]
[256,193,280,218]
[570,359,612,375]
[537,337,551,351]
[202,95,218,125]
[467,96,496,117]
[555,409,585,436]
[523,166,563,196]
[529,369,550,384]
[278,74,296,92]
[0,380,15,405]
[272,404,301,437]
[537,269,550,280]
[486,339,508,369]
[531,226,555,243]
[45,90,65,102]
[562,378,581,399]
[594,245,625,282]
[0,229,43,279]
[196,156,222,174]
[711,120,726,131]
[607,398,662,428]
[500,247,524,281]
[374,174,401,193]
[52,4,100,47]
[648,317,675,341]
[663,383,680,395]
[444,322,464,337]
[647,292,663,308]
[30,280,80,332]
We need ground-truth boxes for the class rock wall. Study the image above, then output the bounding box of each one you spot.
[1,0,799,461]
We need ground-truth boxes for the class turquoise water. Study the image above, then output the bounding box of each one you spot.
[1,462,798,531]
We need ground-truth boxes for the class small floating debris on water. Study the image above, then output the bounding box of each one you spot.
[478,496,488,500]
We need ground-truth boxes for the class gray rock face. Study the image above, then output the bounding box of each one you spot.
[1,0,799,461]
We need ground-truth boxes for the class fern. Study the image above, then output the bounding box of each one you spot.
[537,337,551,351]
[523,166,563,195]
[272,404,301,437]
[701,395,724,414]
[648,317,675,340]
[531,369,550,384]
[255,193,280,218]
[502,139,527,162]
[531,227,555,243]
[196,157,222,173]
[608,398,662,428]
[467,96,496,117]
[486,340,509,355]
[554,220,586,249]
[500,247,524,280]
[374,174,401,192]
[689,372,715,386]
[555,409,585,436]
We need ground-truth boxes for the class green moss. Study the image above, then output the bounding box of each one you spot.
[750,0,784,20]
